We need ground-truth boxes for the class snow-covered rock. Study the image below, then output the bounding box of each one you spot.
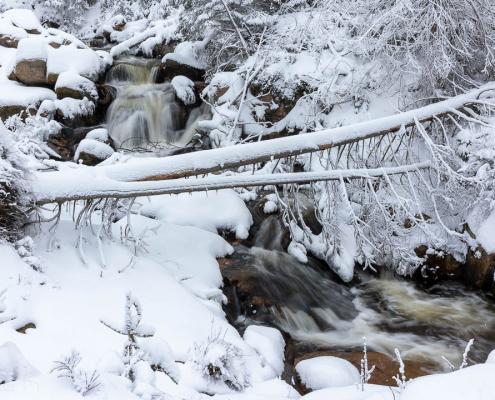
[296,356,360,390]
[171,75,196,105]
[243,325,285,379]
[55,71,98,101]
[12,37,48,86]
[2,9,42,34]
[74,138,114,165]
[0,81,55,120]
[85,127,109,142]
[162,40,206,81]
[486,349,495,364]
[0,18,27,48]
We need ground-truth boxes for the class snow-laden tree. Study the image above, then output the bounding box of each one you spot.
[351,0,495,94]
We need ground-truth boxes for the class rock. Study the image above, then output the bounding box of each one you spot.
[94,84,116,120]
[464,247,495,291]
[11,37,48,86]
[55,71,98,100]
[0,105,27,121]
[0,21,27,48]
[149,40,177,58]
[159,59,205,82]
[90,36,106,48]
[47,125,100,161]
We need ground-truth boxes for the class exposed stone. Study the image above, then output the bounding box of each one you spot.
[12,59,47,86]
[16,322,36,334]
[95,84,116,119]
[464,247,495,291]
[0,34,20,48]
[47,126,101,161]
[0,105,26,121]
[90,36,106,48]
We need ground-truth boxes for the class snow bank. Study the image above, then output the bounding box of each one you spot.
[139,190,253,239]
[300,384,396,400]
[476,211,495,253]
[47,46,107,81]
[0,18,27,41]
[0,342,38,384]
[296,356,360,390]
[243,326,285,378]
[401,363,495,400]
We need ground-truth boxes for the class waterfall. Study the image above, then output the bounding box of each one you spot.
[105,57,209,151]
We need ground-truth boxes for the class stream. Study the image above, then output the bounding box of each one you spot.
[102,57,495,374]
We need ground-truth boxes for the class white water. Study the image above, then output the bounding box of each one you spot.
[248,217,495,371]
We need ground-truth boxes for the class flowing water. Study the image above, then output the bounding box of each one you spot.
[105,56,209,152]
[103,56,495,373]
[241,216,495,371]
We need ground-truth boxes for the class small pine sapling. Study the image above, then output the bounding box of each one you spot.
[359,336,375,391]
[101,292,154,381]
[393,348,408,391]
[51,351,101,396]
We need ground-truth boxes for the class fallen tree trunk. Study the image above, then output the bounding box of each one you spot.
[33,163,430,204]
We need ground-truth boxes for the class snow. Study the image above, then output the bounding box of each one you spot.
[476,211,495,253]
[163,40,208,70]
[171,75,196,105]
[0,18,28,41]
[47,46,108,81]
[487,350,495,364]
[0,81,56,107]
[85,127,109,142]
[2,8,42,32]
[16,37,47,62]
[38,97,95,119]
[55,71,98,99]
[74,138,114,162]
[296,356,360,390]
[139,190,253,240]
[243,325,285,378]
[0,342,38,383]
[400,363,495,400]
[300,384,397,400]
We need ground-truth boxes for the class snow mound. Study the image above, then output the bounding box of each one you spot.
[296,356,360,390]
[243,325,285,378]
[74,138,114,162]
[300,384,396,400]
[3,9,42,33]
[47,47,108,81]
[139,190,253,239]
[171,75,196,105]
[16,37,47,62]
[0,342,38,384]
[0,18,27,41]
[487,349,495,364]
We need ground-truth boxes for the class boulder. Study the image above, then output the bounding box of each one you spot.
[11,37,48,86]
[111,15,127,32]
[55,71,98,100]
[0,19,28,48]
[3,9,43,34]
[0,105,27,121]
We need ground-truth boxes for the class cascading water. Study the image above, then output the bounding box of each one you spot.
[232,216,495,371]
[105,56,209,151]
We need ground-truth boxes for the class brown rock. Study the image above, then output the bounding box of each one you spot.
[0,105,26,121]
[464,247,495,290]
[0,34,20,48]
[12,59,47,86]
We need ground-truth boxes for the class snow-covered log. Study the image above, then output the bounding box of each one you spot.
[79,82,495,182]
[33,163,430,204]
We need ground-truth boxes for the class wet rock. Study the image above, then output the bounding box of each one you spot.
[0,34,20,48]
[90,36,106,48]
[95,84,116,118]
[464,247,495,291]
[159,59,205,82]
[150,40,177,58]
